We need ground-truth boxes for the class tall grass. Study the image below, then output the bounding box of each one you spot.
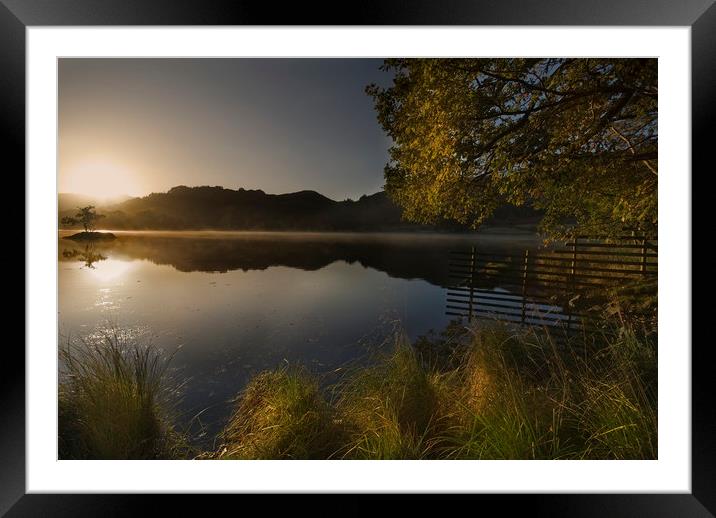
[334,336,445,459]
[59,321,656,460]
[206,321,656,460]
[431,324,657,459]
[574,327,657,459]
[211,365,346,459]
[58,330,186,459]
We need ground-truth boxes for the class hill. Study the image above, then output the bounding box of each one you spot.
[58,185,542,232]
[58,193,135,212]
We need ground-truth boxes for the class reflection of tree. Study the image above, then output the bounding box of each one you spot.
[58,233,538,286]
[62,243,107,269]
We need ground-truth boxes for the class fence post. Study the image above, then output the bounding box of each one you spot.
[566,236,579,331]
[468,246,476,320]
[521,249,529,325]
[641,237,648,275]
[570,236,578,289]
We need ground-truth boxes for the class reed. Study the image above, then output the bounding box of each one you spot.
[212,365,346,459]
[58,320,656,460]
[58,330,187,459]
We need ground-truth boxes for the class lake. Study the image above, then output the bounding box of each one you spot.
[58,230,541,444]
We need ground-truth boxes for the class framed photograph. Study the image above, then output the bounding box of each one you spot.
[5,0,707,512]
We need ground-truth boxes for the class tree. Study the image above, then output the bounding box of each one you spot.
[366,58,657,239]
[61,205,105,233]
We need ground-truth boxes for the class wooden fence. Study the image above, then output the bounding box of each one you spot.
[445,236,657,332]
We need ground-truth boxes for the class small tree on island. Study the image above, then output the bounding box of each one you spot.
[61,205,105,233]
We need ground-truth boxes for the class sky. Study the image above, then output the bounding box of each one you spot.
[58,58,393,201]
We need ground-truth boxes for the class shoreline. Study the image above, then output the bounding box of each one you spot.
[58,227,544,244]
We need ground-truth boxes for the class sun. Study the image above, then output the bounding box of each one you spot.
[62,157,142,200]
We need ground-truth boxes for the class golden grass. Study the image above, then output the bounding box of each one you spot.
[59,321,656,460]
[58,330,188,459]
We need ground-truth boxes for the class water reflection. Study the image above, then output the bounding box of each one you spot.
[59,231,540,287]
[58,231,541,445]
[61,242,107,269]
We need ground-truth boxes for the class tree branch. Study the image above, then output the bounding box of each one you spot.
[610,125,658,176]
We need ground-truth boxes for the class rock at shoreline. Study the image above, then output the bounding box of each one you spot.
[64,231,117,241]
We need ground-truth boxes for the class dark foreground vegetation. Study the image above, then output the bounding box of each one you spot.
[59,319,656,460]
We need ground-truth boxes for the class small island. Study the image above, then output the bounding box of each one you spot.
[64,231,116,241]
[61,205,116,241]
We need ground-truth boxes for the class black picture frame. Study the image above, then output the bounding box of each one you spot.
[3,0,707,513]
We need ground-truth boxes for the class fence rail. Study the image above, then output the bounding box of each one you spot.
[445,236,658,333]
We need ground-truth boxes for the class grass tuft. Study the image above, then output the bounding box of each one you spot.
[58,330,186,459]
[335,336,444,459]
[434,323,657,460]
[213,365,344,459]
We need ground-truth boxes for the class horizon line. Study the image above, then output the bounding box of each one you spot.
[58,184,387,203]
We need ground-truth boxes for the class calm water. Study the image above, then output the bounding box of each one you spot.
[58,230,540,443]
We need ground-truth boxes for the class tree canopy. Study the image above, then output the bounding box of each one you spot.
[367,58,657,239]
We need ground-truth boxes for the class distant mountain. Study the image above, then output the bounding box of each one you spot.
[58,185,542,232]
[58,193,135,212]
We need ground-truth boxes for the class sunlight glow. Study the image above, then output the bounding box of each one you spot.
[62,157,142,199]
[86,259,136,283]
